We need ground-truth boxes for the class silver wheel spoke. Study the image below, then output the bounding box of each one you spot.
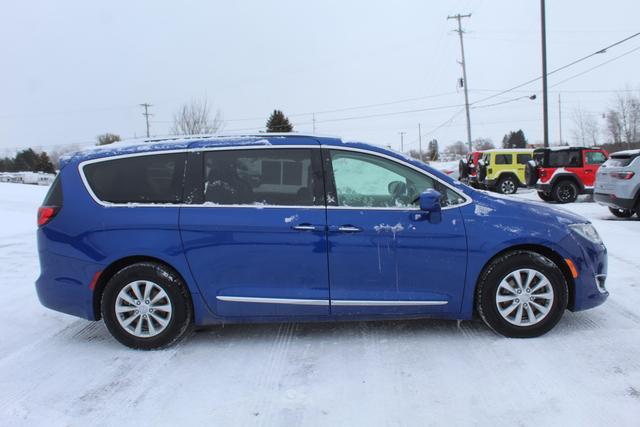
[499,302,518,317]
[524,269,536,289]
[131,282,143,301]
[530,280,549,294]
[532,292,553,300]
[115,280,172,338]
[530,300,549,315]
[496,294,517,303]
[525,304,536,323]
[116,305,137,314]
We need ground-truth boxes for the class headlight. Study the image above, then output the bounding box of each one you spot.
[569,223,603,245]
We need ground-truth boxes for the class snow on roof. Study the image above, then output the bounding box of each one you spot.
[611,149,640,157]
[482,148,534,153]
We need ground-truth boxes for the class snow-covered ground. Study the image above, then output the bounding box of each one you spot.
[0,182,639,426]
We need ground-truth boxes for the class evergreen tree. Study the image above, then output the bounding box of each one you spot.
[266,110,293,133]
[501,130,528,148]
[13,148,39,171]
[35,152,55,173]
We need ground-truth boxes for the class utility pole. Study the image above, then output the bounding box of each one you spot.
[558,93,563,145]
[399,131,406,152]
[540,0,550,147]
[447,13,473,153]
[140,103,152,138]
[312,113,316,134]
[418,123,423,161]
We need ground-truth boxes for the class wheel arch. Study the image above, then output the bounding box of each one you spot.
[473,244,576,313]
[92,255,194,321]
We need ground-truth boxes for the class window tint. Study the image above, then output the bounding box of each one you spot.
[517,154,531,164]
[585,151,606,165]
[84,153,186,204]
[548,150,581,167]
[43,174,62,206]
[495,154,513,165]
[329,150,465,208]
[202,149,322,206]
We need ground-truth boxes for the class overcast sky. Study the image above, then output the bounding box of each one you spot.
[1,0,639,154]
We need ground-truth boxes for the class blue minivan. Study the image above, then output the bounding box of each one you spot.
[36,135,608,349]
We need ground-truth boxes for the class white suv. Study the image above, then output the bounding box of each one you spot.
[594,149,640,218]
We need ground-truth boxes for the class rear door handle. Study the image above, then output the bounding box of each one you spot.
[292,224,323,231]
[337,225,362,233]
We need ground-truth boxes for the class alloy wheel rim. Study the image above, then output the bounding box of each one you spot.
[495,268,554,326]
[559,185,575,201]
[115,281,172,338]
[501,180,516,194]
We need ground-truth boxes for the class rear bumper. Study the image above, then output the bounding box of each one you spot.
[36,250,102,320]
[594,192,636,210]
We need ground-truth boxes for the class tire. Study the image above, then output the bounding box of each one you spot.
[524,162,538,187]
[497,176,518,195]
[459,159,469,180]
[609,207,634,218]
[101,262,193,350]
[552,180,578,204]
[476,250,568,338]
[537,191,554,202]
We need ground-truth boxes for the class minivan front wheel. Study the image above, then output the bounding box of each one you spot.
[476,251,568,338]
[101,262,193,349]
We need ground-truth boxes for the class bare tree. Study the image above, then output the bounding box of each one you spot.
[443,141,469,158]
[571,107,599,147]
[472,137,495,151]
[171,98,224,135]
[96,133,121,146]
[604,92,640,146]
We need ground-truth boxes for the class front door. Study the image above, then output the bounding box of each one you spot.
[323,148,469,316]
[583,150,607,188]
[180,146,330,317]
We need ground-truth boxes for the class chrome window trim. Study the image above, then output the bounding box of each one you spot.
[331,299,448,306]
[216,296,448,307]
[77,144,473,210]
[216,296,329,306]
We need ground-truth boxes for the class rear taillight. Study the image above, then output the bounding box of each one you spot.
[38,206,59,227]
[610,171,635,180]
[539,169,547,178]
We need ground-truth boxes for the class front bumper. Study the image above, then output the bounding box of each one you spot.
[568,236,608,312]
[594,192,637,210]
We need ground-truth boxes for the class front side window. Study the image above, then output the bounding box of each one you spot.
[495,154,513,165]
[83,153,186,204]
[329,150,465,208]
[202,149,322,206]
[585,151,606,165]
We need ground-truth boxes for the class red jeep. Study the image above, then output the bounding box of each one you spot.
[525,146,608,203]
[459,151,483,187]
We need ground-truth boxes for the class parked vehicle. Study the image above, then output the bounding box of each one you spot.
[459,151,483,187]
[526,146,608,203]
[594,149,640,218]
[477,149,533,194]
[36,135,608,349]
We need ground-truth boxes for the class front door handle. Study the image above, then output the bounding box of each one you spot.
[292,224,322,231]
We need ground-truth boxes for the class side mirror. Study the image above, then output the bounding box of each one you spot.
[418,189,442,223]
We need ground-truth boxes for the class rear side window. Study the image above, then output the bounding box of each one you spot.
[43,174,62,206]
[495,154,512,165]
[201,149,323,206]
[83,153,186,204]
[517,154,531,164]
[548,150,581,167]
[585,151,606,165]
[607,154,638,167]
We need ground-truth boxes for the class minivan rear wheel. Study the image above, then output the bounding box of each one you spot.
[101,262,192,349]
[476,250,568,338]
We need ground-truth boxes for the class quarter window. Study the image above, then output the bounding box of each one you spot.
[202,149,322,206]
[517,154,532,164]
[83,153,186,204]
[329,150,465,208]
